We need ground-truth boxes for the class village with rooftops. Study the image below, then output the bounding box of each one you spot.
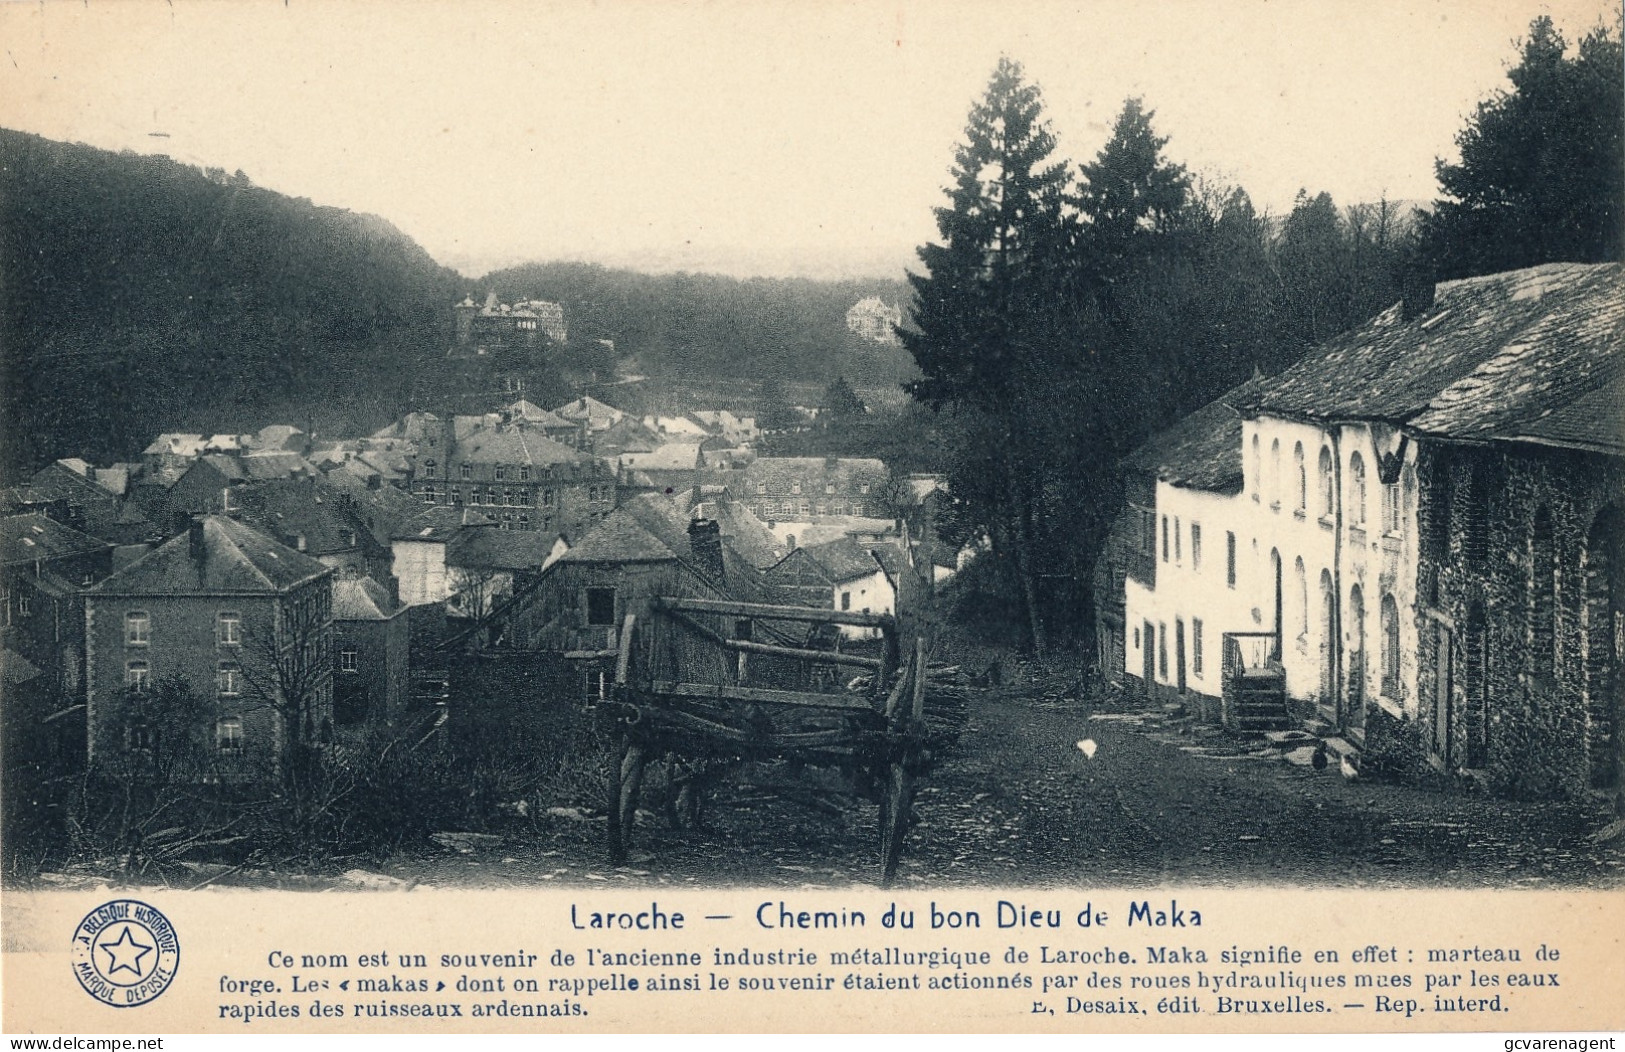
[2,11,1622,892]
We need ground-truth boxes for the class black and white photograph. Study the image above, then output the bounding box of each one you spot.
[0,0,1621,1037]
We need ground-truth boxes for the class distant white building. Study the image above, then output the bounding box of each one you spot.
[846,297,903,345]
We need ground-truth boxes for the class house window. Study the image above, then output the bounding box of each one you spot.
[340,646,359,673]
[1251,435,1261,499]
[495,466,506,481]
[503,489,514,507]
[518,512,529,529]
[125,611,151,646]
[451,488,463,506]
[1191,524,1202,571]
[518,489,532,507]
[1318,446,1335,518]
[1161,516,1169,562]
[1226,532,1237,587]
[126,720,155,752]
[825,483,835,495]
[586,588,617,627]
[17,592,30,617]
[423,459,436,479]
[126,660,150,693]
[1294,443,1307,510]
[423,484,438,504]
[799,502,810,516]
[217,662,241,696]
[1349,453,1368,527]
[1137,508,1156,555]
[1380,593,1401,698]
[860,483,871,495]
[851,503,864,517]
[217,612,241,647]
[841,591,852,611]
[1192,618,1204,677]
[1269,439,1281,507]
[1158,624,1168,678]
[215,718,244,754]
[520,465,530,481]
[461,464,472,480]
[756,482,767,495]
[1174,517,1182,562]
[543,489,555,507]
[1383,482,1402,535]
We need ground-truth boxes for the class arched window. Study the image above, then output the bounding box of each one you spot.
[1269,439,1282,507]
[1529,506,1556,675]
[1295,557,1308,637]
[1380,593,1401,698]
[1294,443,1307,511]
[1318,447,1334,518]
[1349,453,1367,527]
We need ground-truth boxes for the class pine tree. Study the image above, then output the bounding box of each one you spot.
[1422,15,1623,278]
[902,56,1077,652]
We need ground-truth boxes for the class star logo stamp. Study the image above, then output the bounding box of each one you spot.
[71,900,180,1008]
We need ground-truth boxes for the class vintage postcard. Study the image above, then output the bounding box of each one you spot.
[1,0,1622,1037]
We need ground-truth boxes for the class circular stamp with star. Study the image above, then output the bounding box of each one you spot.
[70,899,180,1008]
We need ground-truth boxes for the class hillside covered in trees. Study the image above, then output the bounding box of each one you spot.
[0,131,919,479]
[0,129,466,477]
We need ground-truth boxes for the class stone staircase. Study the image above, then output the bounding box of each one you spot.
[1220,632,1292,736]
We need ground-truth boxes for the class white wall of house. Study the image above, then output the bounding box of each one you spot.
[1122,414,1421,731]
[391,539,449,606]
[833,567,894,640]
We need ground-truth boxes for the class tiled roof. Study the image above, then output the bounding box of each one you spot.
[726,457,889,497]
[332,575,400,621]
[560,495,689,564]
[1240,263,1623,453]
[0,514,111,567]
[504,401,576,429]
[1120,377,1266,494]
[89,515,330,595]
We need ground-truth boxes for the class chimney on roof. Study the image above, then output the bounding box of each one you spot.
[188,516,208,566]
[1401,261,1437,321]
[688,518,724,581]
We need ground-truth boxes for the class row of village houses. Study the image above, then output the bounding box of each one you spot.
[1094,262,1623,800]
[3,391,953,783]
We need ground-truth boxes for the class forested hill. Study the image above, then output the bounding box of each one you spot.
[0,129,464,478]
[476,261,917,383]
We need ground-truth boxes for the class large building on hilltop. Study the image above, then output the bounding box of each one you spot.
[453,292,568,354]
[846,297,903,345]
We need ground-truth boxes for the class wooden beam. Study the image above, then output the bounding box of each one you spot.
[663,607,883,669]
[912,636,927,720]
[615,613,636,687]
[655,596,895,629]
[651,680,879,713]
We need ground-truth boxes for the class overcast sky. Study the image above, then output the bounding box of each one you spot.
[1,0,1615,280]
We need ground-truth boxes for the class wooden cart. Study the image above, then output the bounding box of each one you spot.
[597,597,955,885]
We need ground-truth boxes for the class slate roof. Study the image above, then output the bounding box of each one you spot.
[551,396,625,431]
[143,434,206,457]
[316,470,427,546]
[458,426,594,469]
[447,528,558,572]
[504,400,576,429]
[560,494,691,565]
[621,442,702,472]
[594,417,663,457]
[726,456,889,497]
[393,504,494,542]
[803,537,886,584]
[240,451,315,480]
[2,648,42,687]
[1120,377,1266,494]
[1239,263,1623,454]
[0,514,111,567]
[332,575,401,622]
[89,515,330,595]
